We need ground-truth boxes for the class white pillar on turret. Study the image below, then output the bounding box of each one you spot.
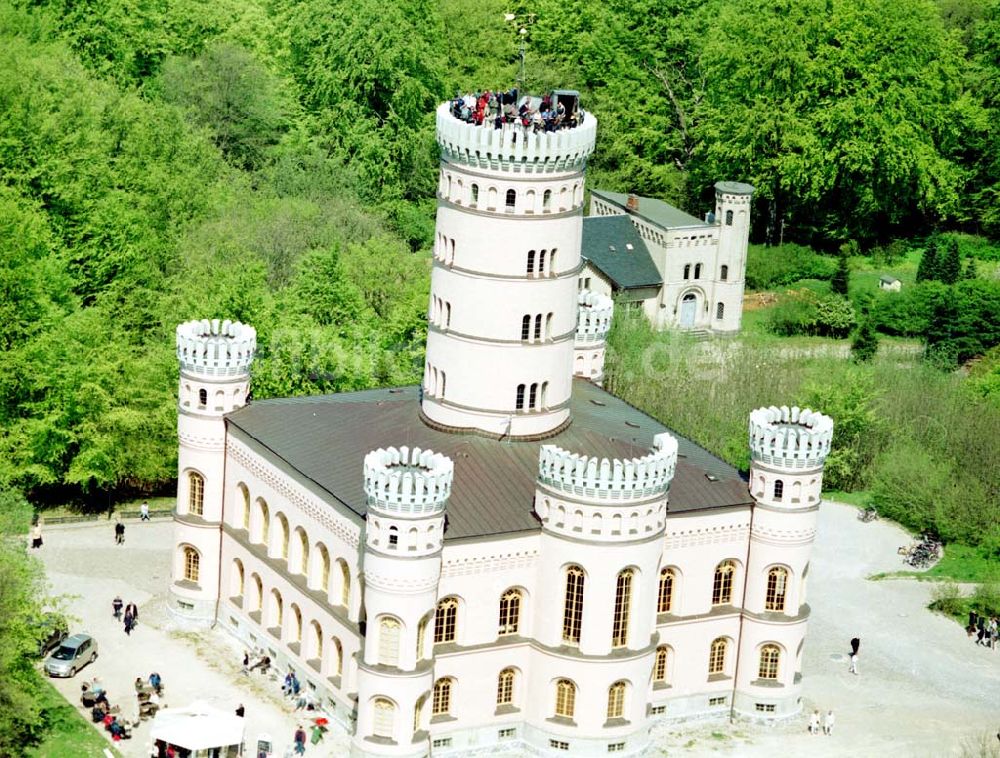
[353,446,454,758]
[168,318,256,625]
[735,405,833,718]
[421,104,598,439]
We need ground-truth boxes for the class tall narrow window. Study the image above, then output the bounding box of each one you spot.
[758,644,780,680]
[318,546,330,592]
[416,616,428,660]
[708,637,728,675]
[657,568,675,614]
[515,384,526,410]
[434,597,458,644]
[528,382,538,409]
[716,302,725,320]
[372,698,395,738]
[521,315,531,340]
[765,567,788,611]
[498,589,522,635]
[534,314,542,340]
[298,530,309,575]
[239,484,250,529]
[683,264,691,280]
[198,388,208,407]
[562,566,585,644]
[183,547,200,583]
[545,313,553,340]
[543,189,552,212]
[607,681,626,719]
[277,515,289,560]
[432,678,453,716]
[445,303,451,328]
[188,472,204,516]
[497,668,516,706]
[653,646,669,683]
[413,695,425,732]
[725,209,734,225]
[505,189,516,212]
[471,184,479,206]
[611,569,634,648]
[555,679,576,718]
[774,479,784,501]
[538,250,546,274]
[333,637,343,676]
[378,617,401,666]
[713,561,735,605]
[388,526,399,547]
[527,250,535,274]
[694,263,702,279]
[550,249,557,273]
[720,264,729,281]
[340,561,351,608]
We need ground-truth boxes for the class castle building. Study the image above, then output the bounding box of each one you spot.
[581,185,754,335]
[168,98,832,758]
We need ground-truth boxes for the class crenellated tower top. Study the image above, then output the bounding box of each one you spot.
[575,290,613,344]
[176,319,256,377]
[363,446,454,516]
[538,432,678,501]
[749,406,834,469]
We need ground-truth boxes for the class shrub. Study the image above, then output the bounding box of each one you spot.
[971,583,1000,618]
[929,581,967,618]
[746,243,838,290]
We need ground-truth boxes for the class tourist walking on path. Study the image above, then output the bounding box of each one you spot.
[850,637,860,656]
[809,710,821,734]
[849,652,859,675]
[31,521,43,549]
[293,725,307,755]
[114,519,125,545]
[140,501,150,521]
[824,710,835,735]
[123,608,134,635]
[125,602,138,627]
[235,704,245,718]
[112,596,123,620]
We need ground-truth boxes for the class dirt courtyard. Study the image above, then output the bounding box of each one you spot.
[36,501,999,758]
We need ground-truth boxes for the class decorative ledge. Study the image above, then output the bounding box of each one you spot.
[430,714,458,724]
[603,718,630,729]
[707,673,732,683]
[545,716,577,728]
[749,679,785,688]
[494,705,520,716]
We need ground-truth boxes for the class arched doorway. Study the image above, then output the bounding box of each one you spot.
[680,293,698,328]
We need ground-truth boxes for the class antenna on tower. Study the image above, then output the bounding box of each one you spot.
[505,12,536,92]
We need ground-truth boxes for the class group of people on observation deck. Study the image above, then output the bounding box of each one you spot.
[450,89,582,133]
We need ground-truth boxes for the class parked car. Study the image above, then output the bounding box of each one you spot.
[36,613,68,657]
[44,633,98,678]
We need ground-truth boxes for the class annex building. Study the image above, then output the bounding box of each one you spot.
[167,97,833,758]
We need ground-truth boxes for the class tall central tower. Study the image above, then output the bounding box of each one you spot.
[422,104,598,438]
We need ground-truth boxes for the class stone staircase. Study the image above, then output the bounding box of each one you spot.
[682,329,712,342]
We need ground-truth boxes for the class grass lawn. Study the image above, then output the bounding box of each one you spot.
[27,678,117,758]
[869,544,1000,584]
[824,490,870,508]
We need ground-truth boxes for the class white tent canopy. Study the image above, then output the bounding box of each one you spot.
[150,701,245,751]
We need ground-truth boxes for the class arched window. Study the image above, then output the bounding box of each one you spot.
[270,589,284,630]
[774,479,784,501]
[372,698,395,738]
[250,573,263,612]
[332,637,343,676]
[725,209,734,225]
[538,249,546,274]
[432,678,453,716]
[683,264,691,280]
[188,472,204,516]
[528,382,538,409]
[545,313,553,340]
[497,668,516,706]
[716,302,725,320]
[416,616,428,660]
[388,525,398,547]
[309,621,323,661]
[183,547,200,583]
[562,566,585,644]
[555,679,576,718]
[658,568,675,614]
[607,681,626,719]
[527,250,535,274]
[611,569,634,648]
[515,384,526,410]
[487,186,497,210]
[378,617,401,666]
[214,390,225,411]
[720,264,729,281]
[296,529,309,575]
[256,499,270,545]
[712,560,735,605]
[534,314,542,340]
[413,695,425,732]
[521,315,531,341]
[498,588,522,635]
[317,544,330,592]
[339,561,351,608]
[470,183,479,206]
[434,597,458,644]
[543,189,552,212]
[559,186,568,211]
[550,248,557,273]
[290,603,302,642]
[541,381,549,408]
[231,559,244,597]
[274,514,289,560]
[654,646,670,683]
[198,388,207,407]
[765,567,789,611]
[238,484,250,530]
[694,263,702,279]
[505,189,516,212]
[758,644,781,680]
[708,637,728,675]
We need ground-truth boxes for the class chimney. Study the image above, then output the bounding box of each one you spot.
[626,193,639,212]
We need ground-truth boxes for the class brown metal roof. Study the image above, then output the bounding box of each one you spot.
[227,379,752,541]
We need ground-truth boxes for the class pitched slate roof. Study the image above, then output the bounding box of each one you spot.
[591,188,709,230]
[581,216,662,290]
[227,379,752,542]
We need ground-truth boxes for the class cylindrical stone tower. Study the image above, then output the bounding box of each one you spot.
[713,181,755,335]
[573,290,613,385]
[422,104,598,438]
[734,405,833,718]
[353,446,454,758]
[528,433,678,754]
[169,318,256,624]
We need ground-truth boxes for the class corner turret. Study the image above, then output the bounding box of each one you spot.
[573,290,613,385]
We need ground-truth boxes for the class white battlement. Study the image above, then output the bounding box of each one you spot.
[575,290,613,344]
[435,102,597,173]
[176,319,256,377]
[749,406,834,469]
[363,446,454,515]
[538,432,678,501]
